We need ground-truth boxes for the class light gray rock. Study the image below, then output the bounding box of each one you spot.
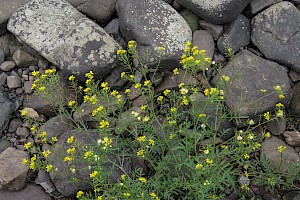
[0,73,8,87]
[261,136,300,172]
[66,0,117,24]
[0,140,10,154]
[8,0,120,82]
[0,88,15,135]
[212,50,291,118]
[116,0,192,70]
[0,147,29,191]
[251,2,300,73]
[0,0,31,35]
[0,183,52,200]
[16,127,29,139]
[49,129,131,197]
[283,131,300,146]
[217,14,251,55]
[0,61,16,72]
[192,30,215,59]
[8,118,22,133]
[23,81,33,94]
[175,0,252,24]
[6,75,21,89]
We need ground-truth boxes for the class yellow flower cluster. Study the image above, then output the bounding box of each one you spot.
[92,106,104,117]
[137,149,145,157]
[29,154,37,169]
[273,85,285,99]
[278,145,286,153]
[99,120,109,129]
[204,87,224,99]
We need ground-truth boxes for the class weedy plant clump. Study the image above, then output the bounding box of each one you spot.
[21,41,300,200]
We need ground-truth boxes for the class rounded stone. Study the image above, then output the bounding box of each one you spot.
[6,75,21,89]
[0,61,16,72]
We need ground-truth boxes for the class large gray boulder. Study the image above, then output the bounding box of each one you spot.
[175,0,252,24]
[0,0,31,35]
[251,1,300,73]
[116,0,192,70]
[212,50,291,118]
[7,0,120,81]
[0,88,15,135]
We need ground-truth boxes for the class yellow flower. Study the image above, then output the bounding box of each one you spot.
[263,112,270,121]
[221,75,230,82]
[139,177,147,183]
[68,75,75,81]
[157,96,164,101]
[198,113,206,118]
[83,87,90,93]
[140,105,147,110]
[137,136,147,142]
[21,110,27,116]
[173,68,179,75]
[170,107,177,112]
[137,149,145,157]
[163,89,171,96]
[97,196,103,200]
[278,145,286,153]
[29,161,35,170]
[103,137,113,147]
[125,89,130,94]
[85,71,94,79]
[30,125,36,131]
[261,89,267,94]
[121,174,126,180]
[128,40,135,46]
[158,46,165,51]
[76,191,84,198]
[143,116,150,122]
[64,156,73,162]
[32,71,40,77]
[68,100,76,107]
[84,151,93,159]
[121,72,126,78]
[185,41,191,47]
[31,83,36,90]
[195,163,204,170]
[117,49,127,55]
[67,148,76,154]
[144,80,151,86]
[279,94,285,99]
[46,164,53,172]
[134,83,141,89]
[276,103,284,108]
[178,83,184,88]
[67,136,74,144]
[22,158,28,165]
[264,132,271,138]
[203,149,209,154]
[24,142,31,150]
[39,86,45,91]
[206,158,213,165]
[51,137,58,143]
[42,150,51,158]
[149,139,155,146]
[99,120,109,129]
[195,59,200,64]
[181,96,189,105]
[129,75,135,80]
[276,109,284,118]
[90,171,98,178]
[40,131,47,137]
[244,154,250,159]
[240,184,250,191]
[124,193,131,197]
[169,133,175,139]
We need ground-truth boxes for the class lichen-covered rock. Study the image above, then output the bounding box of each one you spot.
[116,0,192,70]
[176,0,252,24]
[0,147,29,191]
[7,0,120,81]
[212,50,291,117]
[251,1,300,73]
[0,0,31,35]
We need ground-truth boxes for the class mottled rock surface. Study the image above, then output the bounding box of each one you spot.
[7,0,120,81]
[176,0,252,24]
[251,1,300,72]
[213,50,291,117]
[116,0,192,70]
